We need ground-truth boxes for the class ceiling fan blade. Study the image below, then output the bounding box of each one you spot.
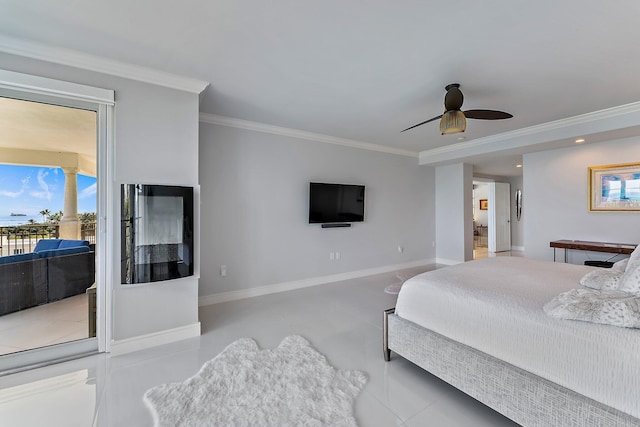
[463,109,513,120]
[400,115,442,132]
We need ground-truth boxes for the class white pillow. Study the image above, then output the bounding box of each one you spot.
[544,288,640,328]
[618,245,640,294]
[625,245,640,271]
[612,258,629,272]
[580,269,623,290]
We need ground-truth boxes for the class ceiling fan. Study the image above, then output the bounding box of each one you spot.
[401,83,513,135]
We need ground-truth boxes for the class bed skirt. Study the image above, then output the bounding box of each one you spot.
[384,310,639,427]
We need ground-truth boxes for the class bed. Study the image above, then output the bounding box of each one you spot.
[383,257,640,426]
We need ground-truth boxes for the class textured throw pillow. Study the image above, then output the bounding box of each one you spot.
[544,288,640,328]
[580,269,623,290]
[618,245,640,294]
[625,245,640,271]
[612,258,629,272]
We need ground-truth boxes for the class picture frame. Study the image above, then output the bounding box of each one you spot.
[588,162,640,212]
[479,199,488,210]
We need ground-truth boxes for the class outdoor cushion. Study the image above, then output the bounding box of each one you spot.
[33,239,62,252]
[37,246,90,259]
[58,240,90,249]
[0,252,39,265]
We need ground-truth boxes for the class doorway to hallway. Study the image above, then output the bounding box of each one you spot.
[473,181,489,259]
[473,181,512,259]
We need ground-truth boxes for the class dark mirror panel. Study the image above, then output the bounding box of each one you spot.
[121,184,194,284]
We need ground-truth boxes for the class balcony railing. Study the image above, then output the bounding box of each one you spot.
[0,222,96,256]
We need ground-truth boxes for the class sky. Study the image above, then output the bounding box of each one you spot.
[0,164,96,216]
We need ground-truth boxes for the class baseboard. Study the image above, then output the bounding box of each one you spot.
[511,246,524,252]
[199,258,436,306]
[435,258,464,266]
[109,322,201,357]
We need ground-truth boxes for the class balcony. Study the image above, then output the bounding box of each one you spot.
[0,222,96,256]
[0,224,96,356]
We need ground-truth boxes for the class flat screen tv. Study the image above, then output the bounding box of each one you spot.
[309,182,365,224]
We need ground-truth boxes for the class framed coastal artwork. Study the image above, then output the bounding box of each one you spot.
[588,162,640,212]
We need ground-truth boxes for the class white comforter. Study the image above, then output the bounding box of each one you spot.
[395,257,640,419]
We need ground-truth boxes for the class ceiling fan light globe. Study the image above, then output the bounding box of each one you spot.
[440,110,466,135]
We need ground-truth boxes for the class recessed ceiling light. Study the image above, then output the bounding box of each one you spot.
[516,164,522,168]
[575,138,585,144]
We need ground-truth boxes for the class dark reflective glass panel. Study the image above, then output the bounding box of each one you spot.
[121,185,194,284]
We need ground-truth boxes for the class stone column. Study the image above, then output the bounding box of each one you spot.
[59,167,81,239]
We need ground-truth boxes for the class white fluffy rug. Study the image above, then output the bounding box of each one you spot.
[143,335,367,427]
[384,271,415,294]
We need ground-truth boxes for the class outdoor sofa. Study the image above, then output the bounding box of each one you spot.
[0,239,95,316]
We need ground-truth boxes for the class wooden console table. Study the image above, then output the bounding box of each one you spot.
[550,240,637,263]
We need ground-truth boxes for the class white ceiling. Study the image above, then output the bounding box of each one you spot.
[2,1,640,177]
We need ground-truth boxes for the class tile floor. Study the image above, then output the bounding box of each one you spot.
[0,295,89,356]
[0,266,519,426]
[473,246,523,260]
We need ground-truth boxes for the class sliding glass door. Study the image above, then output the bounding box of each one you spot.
[0,73,112,373]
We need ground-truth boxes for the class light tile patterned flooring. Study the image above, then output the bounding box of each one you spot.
[473,247,523,259]
[0,295,88,356]
[0,266,519,426]
[0,238,514,358]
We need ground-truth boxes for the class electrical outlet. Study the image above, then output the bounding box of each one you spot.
[397,245,403,253]
[220,265,227,277]
[335,251,341,260]
[330,252,335,260]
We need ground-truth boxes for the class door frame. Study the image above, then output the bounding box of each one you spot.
[0,70,114,371]
[488,182,512,253]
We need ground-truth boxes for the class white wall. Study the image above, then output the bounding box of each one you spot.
[435,163,473,263]
[1,53,201,341]
[110,81,200,340]
[199,123,435,296]
[524,137,640,263]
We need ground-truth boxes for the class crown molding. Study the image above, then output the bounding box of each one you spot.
[0,34,209,94]
[0,69,114,104]
[200,113,419,158]
[419,100,640,164]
